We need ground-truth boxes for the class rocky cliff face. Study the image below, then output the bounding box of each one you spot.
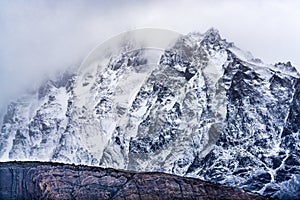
[0,29,299,199]
[0,161,270,200]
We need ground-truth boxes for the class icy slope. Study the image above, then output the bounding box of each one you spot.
[0,28,299,199]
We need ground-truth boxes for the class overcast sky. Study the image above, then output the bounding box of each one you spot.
[0,0,300,106]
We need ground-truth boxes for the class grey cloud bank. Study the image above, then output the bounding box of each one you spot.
[0,0,300,106]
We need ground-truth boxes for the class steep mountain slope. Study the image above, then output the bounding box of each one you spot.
[0,29,299,199]
[186,51,300,199]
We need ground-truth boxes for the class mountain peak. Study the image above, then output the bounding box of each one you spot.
[0,28,299,199]
[203,27,221,41]
[199,28,232,50]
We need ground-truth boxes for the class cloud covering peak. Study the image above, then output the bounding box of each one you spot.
[0,0,299,106]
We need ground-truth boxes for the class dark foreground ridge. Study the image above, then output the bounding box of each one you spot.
[0,161,272,200]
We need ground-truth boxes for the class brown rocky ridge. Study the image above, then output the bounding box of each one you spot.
[0,161,274,200]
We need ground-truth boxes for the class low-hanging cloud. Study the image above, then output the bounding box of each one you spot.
[0,0,300,108]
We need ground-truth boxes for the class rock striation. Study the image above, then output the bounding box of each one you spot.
[0,161,271,200]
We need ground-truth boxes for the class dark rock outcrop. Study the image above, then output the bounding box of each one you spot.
[0,161,270,200]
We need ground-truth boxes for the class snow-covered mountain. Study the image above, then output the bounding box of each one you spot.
[0,28,299,199]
